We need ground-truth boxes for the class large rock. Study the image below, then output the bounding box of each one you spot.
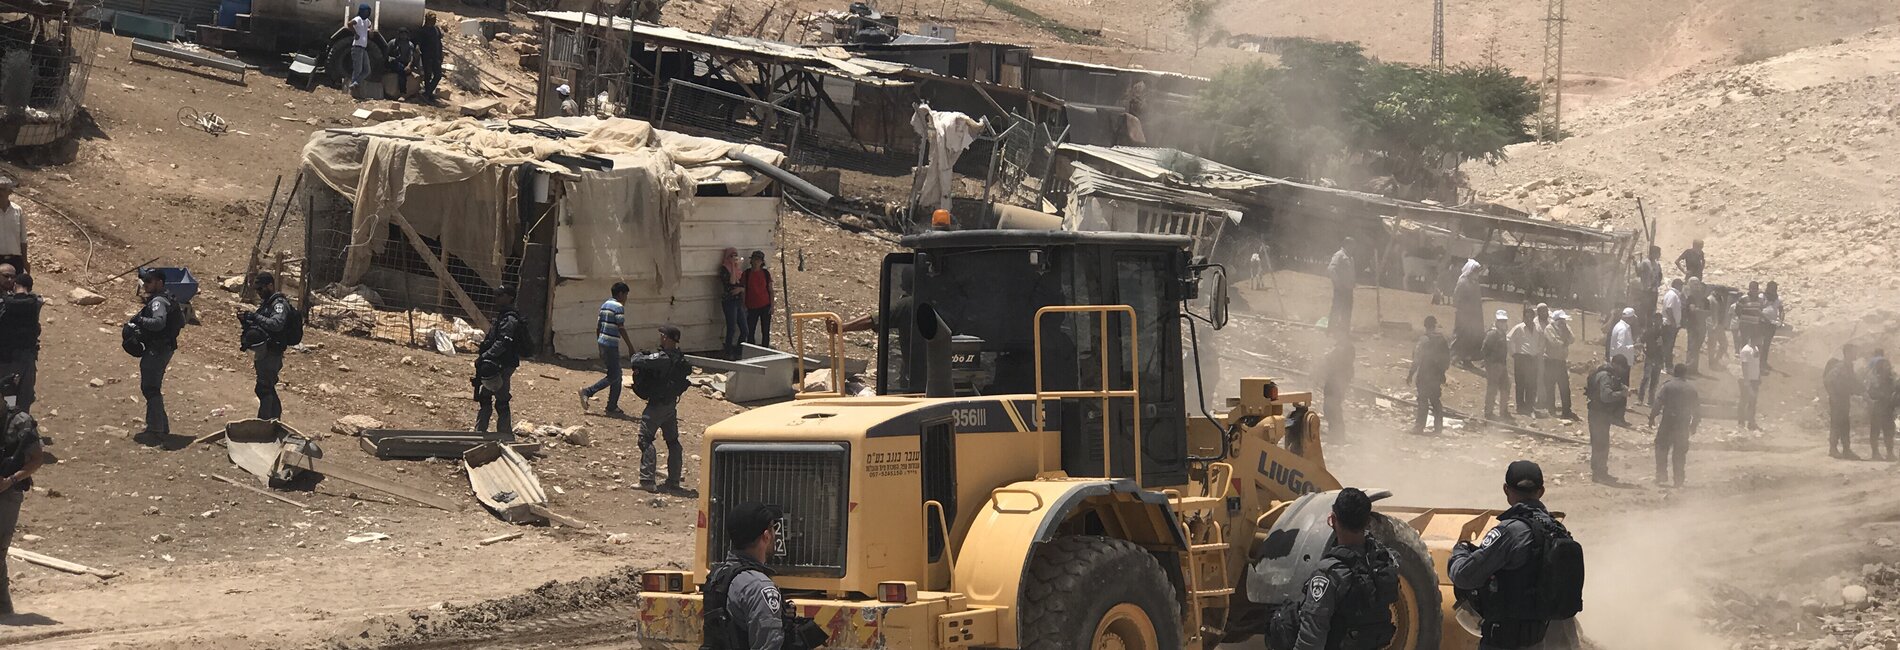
[459,98,502,118]
[68,287,106,305]
[1843,584,1869,607]
[332,414,385,437]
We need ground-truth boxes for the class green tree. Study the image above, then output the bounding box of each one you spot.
[1191,46,1540,198]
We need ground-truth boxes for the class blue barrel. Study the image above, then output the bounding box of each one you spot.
[215,0,249,27]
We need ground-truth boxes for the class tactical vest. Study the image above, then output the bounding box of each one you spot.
[1319,542,1400,650]
[140,293,185,348]
[701,556,771,650]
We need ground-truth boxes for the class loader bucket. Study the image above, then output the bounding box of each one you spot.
[1376,506,1532,650]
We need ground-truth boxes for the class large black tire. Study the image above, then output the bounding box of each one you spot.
[324,36,387,88]
[1371,513,1444,650]
[1020,536,1184,650]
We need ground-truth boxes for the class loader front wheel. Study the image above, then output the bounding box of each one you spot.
[1020,535,1183,650]
[1371,512,1443,650]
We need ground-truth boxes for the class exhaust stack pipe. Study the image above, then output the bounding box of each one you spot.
[916,303,954,398]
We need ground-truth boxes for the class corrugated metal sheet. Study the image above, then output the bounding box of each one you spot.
[550,196,777,358]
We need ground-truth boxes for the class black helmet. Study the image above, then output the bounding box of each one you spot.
[121,322,146,357]
[240,326,270,351]
[474,358,503,381]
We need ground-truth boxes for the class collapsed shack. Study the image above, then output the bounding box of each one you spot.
[530,12,1068,226]
[0,0,96,149]
[299,115,785,359]
[1040,144,1640,310]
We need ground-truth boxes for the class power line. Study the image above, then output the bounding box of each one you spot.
[1539,0,1567,140]
[1431,0,1445,69]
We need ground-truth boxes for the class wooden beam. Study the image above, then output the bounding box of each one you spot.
[281,450,460,511]
[391,213,491,331]
[211,473,311,508]
[526,504,588,529]
[8,548,122,579]
[478,531,525,545]
[971,83,1011,121]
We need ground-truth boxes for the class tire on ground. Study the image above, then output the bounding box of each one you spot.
[325,37,387,87]
[1371,512,1443,650]
[1019,535,1184,650]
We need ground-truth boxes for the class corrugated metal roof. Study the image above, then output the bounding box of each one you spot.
[890,34,950,45]
[1061,143,1625,241]
[1069,163,1243,222]
[529,11,914,84]
[1059,143,1273,191]
[1029,55,1209,83]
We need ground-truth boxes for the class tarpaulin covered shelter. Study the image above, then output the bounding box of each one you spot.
[300,116,785,358]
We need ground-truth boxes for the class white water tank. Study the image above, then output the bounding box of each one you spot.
[248,0,427,34]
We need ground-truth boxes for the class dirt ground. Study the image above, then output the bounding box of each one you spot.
[0,1,1895,648]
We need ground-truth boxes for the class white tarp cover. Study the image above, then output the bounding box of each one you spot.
[299,116,784,290]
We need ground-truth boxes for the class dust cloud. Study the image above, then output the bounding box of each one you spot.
[1577,507,1728,650]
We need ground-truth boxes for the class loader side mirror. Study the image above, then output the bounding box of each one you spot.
[1210,271,1229,330]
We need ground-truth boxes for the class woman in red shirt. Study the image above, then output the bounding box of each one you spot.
[741,250,774,348]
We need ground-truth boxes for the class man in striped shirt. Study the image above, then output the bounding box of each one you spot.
[580,282,636,416]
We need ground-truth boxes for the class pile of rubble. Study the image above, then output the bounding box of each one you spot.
[1713,562,1900,649]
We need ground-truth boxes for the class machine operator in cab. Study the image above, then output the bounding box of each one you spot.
[1268,487,1400,650]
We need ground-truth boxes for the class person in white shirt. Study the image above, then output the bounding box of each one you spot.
[1609,307,1636,368]
[1326,238,1356,335]
[0,176,21,273]
[1659,278,1683,369]
[556,84,579,116]
[1508,305,1546,417]
[348,5,373,90]
[1737,341,1761,431]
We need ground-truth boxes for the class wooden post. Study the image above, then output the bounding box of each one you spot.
[392,213,490,331]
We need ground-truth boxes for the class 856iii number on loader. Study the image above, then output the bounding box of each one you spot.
[635,230,1536,649]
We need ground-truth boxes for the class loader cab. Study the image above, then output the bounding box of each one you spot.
[875,231,1202,488]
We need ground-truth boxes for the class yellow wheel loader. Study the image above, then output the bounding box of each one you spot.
[634,230,1522,649]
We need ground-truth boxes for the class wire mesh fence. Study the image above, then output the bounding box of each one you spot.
[0,3,100,147]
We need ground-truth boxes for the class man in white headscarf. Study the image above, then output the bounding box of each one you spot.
[1452,259,1485,367]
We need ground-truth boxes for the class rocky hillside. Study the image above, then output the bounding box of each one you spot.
[1466,25,1900,336]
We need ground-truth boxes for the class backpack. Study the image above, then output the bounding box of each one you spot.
[700,560,762,650]
[275,295,304,347]
[1265,544,1399,650]
[1487,509,1585,621]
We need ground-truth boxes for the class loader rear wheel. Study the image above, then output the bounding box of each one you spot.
[1371,512,1443,650]
[1020,536,1183,650]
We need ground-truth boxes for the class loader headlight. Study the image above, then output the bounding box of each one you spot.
[878,581,917,604]
[641,571,690,593]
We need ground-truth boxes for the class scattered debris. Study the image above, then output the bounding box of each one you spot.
[346,532,391,544]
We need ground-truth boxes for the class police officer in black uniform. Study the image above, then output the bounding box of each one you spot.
[474,287,528,436]
[1270,487,1399,650]
[703,502,788,650]
[240,272,293,420]
[0,373,45,616]
[1449,461,1584,650]
[631,324,692,494]
[129,268,183,444]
